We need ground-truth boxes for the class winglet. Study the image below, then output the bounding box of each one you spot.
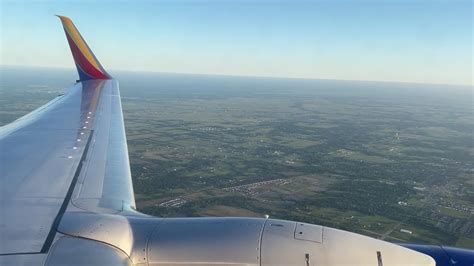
[57,15,111,81]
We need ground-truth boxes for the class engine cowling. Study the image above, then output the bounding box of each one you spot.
[146,217,435,266]
[52,213,437,266]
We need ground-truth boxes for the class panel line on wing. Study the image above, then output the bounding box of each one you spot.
[39,131,94,253]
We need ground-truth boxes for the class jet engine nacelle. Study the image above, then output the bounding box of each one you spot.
[51,213,436,265]
[146,218,435,266]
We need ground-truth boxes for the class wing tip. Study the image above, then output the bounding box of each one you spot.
[57,15,112,81]
[55,15,71,24]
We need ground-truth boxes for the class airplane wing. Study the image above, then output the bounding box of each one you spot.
[0,15,471,266]
[0,16,136,264]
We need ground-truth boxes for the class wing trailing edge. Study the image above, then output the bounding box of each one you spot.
[57,15,111,81]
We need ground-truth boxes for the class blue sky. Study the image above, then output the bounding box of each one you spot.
[1,0,472,85]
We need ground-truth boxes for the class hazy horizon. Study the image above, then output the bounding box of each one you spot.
[1,64,473,89]
[1,0,472,86]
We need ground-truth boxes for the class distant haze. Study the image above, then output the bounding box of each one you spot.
[1,0,472,86]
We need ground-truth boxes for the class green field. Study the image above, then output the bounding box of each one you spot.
[1,67,473,248]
